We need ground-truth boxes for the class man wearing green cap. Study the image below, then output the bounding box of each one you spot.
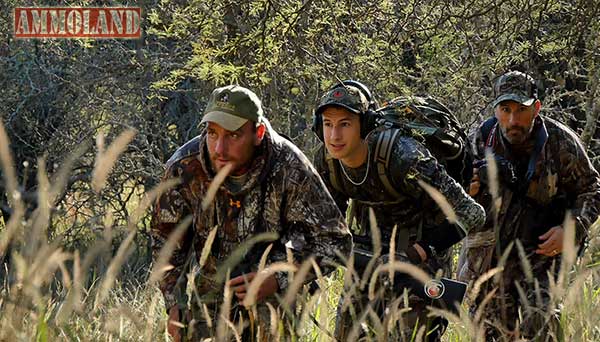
[312,81,485,341]
[459,71,600,340]
[152,85,351,341]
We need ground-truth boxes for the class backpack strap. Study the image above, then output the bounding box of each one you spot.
[324,128,404,202]
[324,149,346,194]
[374,128,401,198]
[480,117,498,149]
[525,117,548,182]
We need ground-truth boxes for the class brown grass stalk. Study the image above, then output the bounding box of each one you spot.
[201,162,232,210]
[282,257,314,307]
[0,119,22,211]
[148,216,193,284]
[93,229,136,311]
[242,263,297,307]
[368,260,430,301]
[92,129,137,193]
[417,179,458,224]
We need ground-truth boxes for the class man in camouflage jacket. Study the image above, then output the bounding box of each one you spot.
[312,81,485,341]
[458,71,600,341]
[152,85,351,341]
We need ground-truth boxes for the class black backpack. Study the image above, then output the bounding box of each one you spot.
[325,95,472,198]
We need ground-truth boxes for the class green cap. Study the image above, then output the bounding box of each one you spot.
[201,85,263,131]
[492,71,538,108]
[315,84,369,116]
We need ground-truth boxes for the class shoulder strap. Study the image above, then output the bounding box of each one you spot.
[324,129,404,200]
[374,129,401,198]
[525,117,548,182]
[480,117,498,149]
[324,149,346,194]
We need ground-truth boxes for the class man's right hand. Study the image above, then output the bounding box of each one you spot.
[228,272,279,303]
[168,306,182,342]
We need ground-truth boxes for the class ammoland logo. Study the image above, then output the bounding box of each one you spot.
[14,7,141,39]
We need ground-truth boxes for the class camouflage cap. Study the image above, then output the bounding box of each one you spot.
[201,85,263,131]
[492,71,538,108]
[315,84,369,116]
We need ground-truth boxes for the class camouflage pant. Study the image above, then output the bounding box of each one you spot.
[174,256,292,341]
[334,254,450,342]
[458,236,563,342]
[472,285,562,342]
[334,291,447,342]
[181,299,288,341]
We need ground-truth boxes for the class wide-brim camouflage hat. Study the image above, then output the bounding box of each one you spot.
[315,84,369,116]
[492,71,538,108]
[201,85,263,131]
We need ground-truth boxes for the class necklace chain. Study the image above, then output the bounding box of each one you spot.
[339,146,370,186]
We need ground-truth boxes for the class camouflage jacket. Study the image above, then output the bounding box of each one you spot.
[314,127,485,256]
[152,123,352,310]
[459,115,600,283]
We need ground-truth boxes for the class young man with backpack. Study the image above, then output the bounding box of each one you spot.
[312,81,485,341]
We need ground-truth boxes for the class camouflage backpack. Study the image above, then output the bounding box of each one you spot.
[326,95,472,198]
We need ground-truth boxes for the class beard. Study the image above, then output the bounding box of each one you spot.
[501,125,530,144]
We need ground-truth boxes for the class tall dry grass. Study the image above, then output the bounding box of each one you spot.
[0,120,599,341]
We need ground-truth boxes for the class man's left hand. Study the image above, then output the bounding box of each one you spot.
[536,225,564,257]
[227,272,279,303]
[469,167,481,197]
[411,243,428,263]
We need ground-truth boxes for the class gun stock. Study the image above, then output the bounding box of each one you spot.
[351,247,467,314]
